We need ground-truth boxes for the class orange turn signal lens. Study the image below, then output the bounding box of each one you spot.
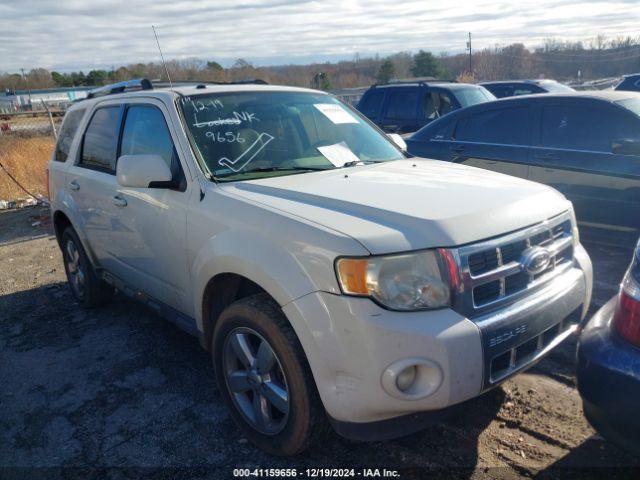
[336,258,369,295]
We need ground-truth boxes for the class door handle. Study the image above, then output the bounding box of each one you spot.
[69,180,80,191]
[112,195,127,208]
[533,152,558,161]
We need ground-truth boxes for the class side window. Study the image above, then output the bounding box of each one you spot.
[80,106,121,172]
[358,90,385,117]
[541,105,618,152]
[385,89,419,119]
[54,109,85,162]
[424,92,455,120]
[512,86,536,96]
[455,108,530,145]
[120,106,176,169]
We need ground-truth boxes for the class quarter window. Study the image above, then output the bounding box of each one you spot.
[80,106,121,171]
[455,108,530,145]
[54,109,85,162]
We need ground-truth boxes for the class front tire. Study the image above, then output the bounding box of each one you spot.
[61,227,113,308]
[212,293,326,455]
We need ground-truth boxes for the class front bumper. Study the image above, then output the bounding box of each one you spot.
[283,245,592,437]
[577,297,640,454]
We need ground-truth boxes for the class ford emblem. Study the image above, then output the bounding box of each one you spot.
[521,247,552,275]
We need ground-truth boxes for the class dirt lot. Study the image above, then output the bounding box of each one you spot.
[0,135,53,201]
[1,206,639,479]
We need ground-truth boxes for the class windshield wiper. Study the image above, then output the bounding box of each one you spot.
[216,166,332,178]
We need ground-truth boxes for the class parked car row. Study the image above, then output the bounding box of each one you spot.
[47,78,636,456]
[405,91,640,237]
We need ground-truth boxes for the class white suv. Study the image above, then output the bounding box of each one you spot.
[48,79,593,455]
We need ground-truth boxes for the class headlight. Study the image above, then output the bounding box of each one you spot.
[335,250,451,310]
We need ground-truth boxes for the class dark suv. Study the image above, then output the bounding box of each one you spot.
[480,79,574,98]
[356,81,495,134]
[406,91,640,237]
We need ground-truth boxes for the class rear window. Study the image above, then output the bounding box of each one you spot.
[385,88,419,119]
[358,90,385,117]
[539,82,574,93]
[80,106,121,172]
[455,107,530,145]
[54,109,85,162]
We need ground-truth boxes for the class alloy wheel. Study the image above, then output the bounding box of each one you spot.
[222,327,290,435]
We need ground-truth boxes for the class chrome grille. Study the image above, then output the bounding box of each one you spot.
[450,212,575,318]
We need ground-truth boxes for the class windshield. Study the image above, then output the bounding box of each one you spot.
[454,86,496,107]
[541,81,575,93]
[617,98,640,117]
[180,91,404,181]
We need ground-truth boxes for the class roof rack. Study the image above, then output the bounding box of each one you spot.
[372,78,455,88]
[153,79,269,88]
[86,79,153,99]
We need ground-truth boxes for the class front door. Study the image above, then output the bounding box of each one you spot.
[448,105,533,179]
[107,100,193,312]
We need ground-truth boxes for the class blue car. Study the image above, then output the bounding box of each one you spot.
[615,73,640,93]
[577,238,640,454]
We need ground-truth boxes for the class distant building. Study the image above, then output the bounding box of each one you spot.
[1,86,92,112]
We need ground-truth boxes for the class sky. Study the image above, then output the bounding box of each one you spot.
[1,0,639,73]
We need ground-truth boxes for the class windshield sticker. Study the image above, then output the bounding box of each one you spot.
[317,142,360,167]
[313,103,358,124]
[218,132,274,172]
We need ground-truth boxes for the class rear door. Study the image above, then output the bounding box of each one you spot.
[447,105,533,178]
[380,87,420,134]
[529,100,640,233]
[66,103,124,263]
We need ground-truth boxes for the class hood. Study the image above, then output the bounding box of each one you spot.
[221,159,571,254]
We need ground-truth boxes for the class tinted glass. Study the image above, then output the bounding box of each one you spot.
[358,90,385,117]
[54,109,85,162]
[121,106,175,168]
[385,88,419,119]
[487,85,513,98]
[455,108,530,145]
[81,107,121,171]
[541,104,622,152]
[454,86,496,107]
[180,91,404,182]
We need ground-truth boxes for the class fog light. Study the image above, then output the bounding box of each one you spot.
[396,365,417,391]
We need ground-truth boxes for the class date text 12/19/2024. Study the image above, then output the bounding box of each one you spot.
[233,468,401,478]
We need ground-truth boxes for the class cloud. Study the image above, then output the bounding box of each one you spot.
[0,0,638,72]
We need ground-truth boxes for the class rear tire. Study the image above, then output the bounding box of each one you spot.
[61,227,113,308]
[212,293,327,455]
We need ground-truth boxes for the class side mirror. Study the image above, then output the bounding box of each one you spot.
[116,154,173,188]
[387,133,407,151]
[612,138,640,156]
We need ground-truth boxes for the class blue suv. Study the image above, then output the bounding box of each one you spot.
[356,81,495,134]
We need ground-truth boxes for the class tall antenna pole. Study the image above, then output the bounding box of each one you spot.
[152,25,173,88]
[467,32,472,74]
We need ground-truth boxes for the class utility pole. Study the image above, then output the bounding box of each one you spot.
[20,68,32,110]
[466,32,472,74]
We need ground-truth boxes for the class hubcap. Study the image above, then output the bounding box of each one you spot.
[222,327,289,435]
[65,239,85,298]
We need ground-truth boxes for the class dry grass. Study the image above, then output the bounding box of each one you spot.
[0,135,54,201]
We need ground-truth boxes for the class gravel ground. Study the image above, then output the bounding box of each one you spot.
[1,206,639,479]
